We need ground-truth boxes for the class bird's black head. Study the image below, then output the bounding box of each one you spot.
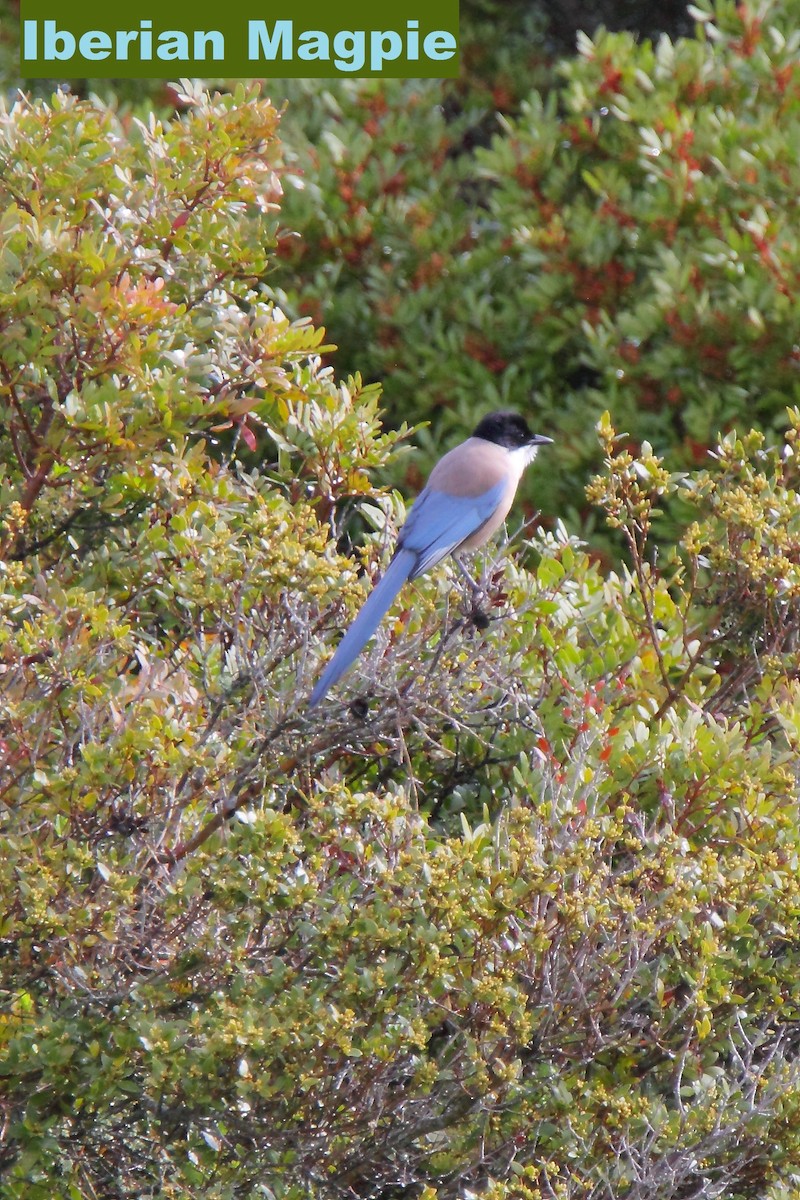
[471,410,553,450]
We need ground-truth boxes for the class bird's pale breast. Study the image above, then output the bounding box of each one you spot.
[426,437,524,551]
[426,438,512,495]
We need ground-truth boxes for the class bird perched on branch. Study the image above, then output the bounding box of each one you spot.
[308,410,552,707]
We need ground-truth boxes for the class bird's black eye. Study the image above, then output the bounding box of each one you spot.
[471,409,535,448]
[511,419,530,446]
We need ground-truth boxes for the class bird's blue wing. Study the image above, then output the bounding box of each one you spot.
[398,481,507,580]
[308,479,507,706]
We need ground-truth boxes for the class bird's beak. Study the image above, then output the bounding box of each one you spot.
[529,434,554,446]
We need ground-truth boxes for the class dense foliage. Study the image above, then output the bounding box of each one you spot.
[4,4,800,1199]
[270,0,800,544]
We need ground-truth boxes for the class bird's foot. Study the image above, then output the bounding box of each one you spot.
[453,553,486,600]
[469,604,491,631]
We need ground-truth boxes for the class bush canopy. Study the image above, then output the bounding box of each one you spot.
[4,4,800,1199]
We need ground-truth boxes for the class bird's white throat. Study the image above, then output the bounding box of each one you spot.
[509,443,542,473]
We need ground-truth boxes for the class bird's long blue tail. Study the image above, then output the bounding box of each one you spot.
[308,549,416,707]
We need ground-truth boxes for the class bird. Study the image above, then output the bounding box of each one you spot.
[308,410,552,707]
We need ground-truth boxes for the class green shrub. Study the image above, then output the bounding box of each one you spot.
[270,0,800,547]
[5,68,800,1200]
